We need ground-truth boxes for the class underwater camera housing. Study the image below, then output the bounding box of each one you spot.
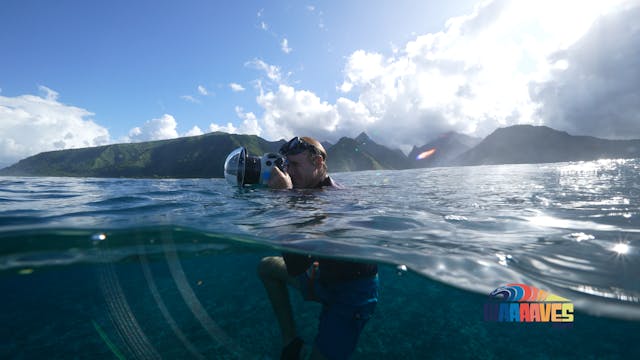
[224,147,287,186]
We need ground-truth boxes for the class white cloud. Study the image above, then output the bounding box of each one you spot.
[0,87,110,166]
[246,59,282,83]
[182,85,212,104]
[257,84,339,141]
[330,0,548,147]
[240,0,634,151]
[335,97,376,134]
[340,50,385,89]
[229,83,245,92]
[260,21,269,31]
[185,126,204,137]
[338,82,353,93]
[127,114,179,142]
[180,95,199,103]
[206,107,262,136]
[234,106,262,135]
[38,85,59,101]
[281,38,292,54]
[207,109,262,136]
[209,122,238,134]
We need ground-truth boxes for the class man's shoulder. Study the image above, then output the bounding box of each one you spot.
[319,176,343,189]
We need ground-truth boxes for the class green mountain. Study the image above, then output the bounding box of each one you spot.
[320,140,333,151]
[3,125,639,178]
[454,125,640,165]
[0,132,284,178]
[326,137,387,172]
[353,132,411,170]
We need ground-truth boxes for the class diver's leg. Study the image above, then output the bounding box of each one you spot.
[257,256,301,346]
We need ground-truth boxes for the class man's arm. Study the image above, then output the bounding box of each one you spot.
[268,167,293,189]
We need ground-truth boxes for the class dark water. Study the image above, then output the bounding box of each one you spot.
[1,159,639,359]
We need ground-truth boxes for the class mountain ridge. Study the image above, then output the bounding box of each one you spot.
[409,132,481,168]
[2,125,639,178]
[453,125,640,165]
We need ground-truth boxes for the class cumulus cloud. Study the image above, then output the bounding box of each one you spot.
[207,107,261,136]
[452,0,510,36]
[257,84,340,141]
[530,2,640,138]
[238,0,634,151]
[233,106,262,135]
[209,122,237,134]
[127,114,179,142]
[225,84,378,147]
[230,83,245,92]
[281,38,292,54]
[330,0,546,148]
[0,87,110,167]
[185,126,204,137]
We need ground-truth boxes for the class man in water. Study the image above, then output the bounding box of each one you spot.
[257,136,379,360]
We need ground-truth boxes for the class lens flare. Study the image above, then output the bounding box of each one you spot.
[416,148,436,160]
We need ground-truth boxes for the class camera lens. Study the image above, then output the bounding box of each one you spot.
[243,155,261,185]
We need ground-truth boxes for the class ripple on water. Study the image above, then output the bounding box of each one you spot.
[348,215,423,231]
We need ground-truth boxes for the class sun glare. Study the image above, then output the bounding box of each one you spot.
[529,0,626,48]
[612,243,630,255]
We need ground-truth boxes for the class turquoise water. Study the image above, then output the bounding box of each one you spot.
[1,159,639,358]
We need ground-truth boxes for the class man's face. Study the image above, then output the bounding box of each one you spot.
[285,151,321,188]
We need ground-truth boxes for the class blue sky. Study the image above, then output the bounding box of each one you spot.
[0,0,475,135]
[1,0,638,167]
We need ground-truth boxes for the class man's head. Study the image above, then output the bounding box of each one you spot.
[279,136,328,188]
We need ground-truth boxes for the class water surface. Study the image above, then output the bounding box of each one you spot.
[1,159,639,358]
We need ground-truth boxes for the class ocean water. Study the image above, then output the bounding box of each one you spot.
[1,159,639,359]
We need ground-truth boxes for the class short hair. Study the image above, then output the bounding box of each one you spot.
[300,136,327,160]
[300,136,328,176]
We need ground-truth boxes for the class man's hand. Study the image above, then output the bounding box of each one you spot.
[268,166,293,189]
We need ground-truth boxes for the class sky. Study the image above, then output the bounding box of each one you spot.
[1,0,639,167]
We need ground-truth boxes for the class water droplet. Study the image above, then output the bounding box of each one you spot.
[396,264,407,276]
[18,268,34,275]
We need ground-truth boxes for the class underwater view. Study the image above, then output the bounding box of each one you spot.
[1,159,639,359]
